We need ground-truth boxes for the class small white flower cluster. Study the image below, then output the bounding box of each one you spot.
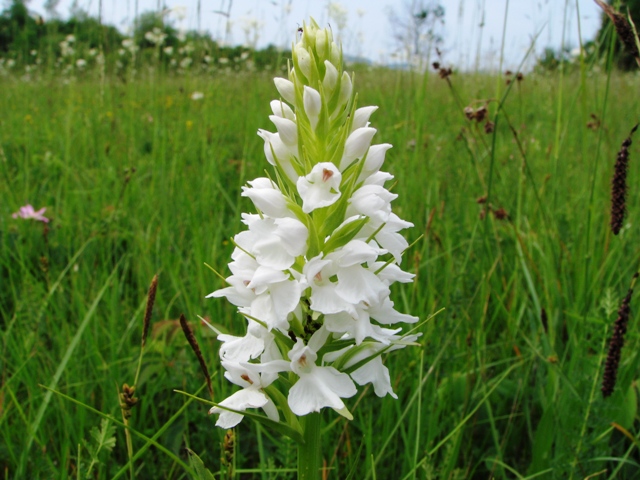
[59,34,75,58]
[208,19,419,429]
[144,27,167,46]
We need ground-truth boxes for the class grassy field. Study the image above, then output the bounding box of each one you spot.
[2,62,640,478]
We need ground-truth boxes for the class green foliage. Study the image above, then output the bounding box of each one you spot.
[80,419,117,478]
[186,448,216,480]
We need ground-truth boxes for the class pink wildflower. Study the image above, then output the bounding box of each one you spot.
[12,204,49,223]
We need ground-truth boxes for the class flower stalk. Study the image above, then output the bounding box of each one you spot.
[298,412,323,480]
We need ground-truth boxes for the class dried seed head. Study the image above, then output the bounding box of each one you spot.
[484,120,495,134]
[492,207,509,221]
[438,67,453,79]
[475,106,488,123]
[516,72,524,82]
[120,383,139,417]
[586,113,601,131]
[222,429,235,467]
[464,106,475,121]
[476,195,487,204]
[610,124,638,235]
[141,274,158,348]
[179,314,214,399]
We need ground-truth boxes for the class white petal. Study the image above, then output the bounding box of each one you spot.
[210,389,269,428]
[364,171,394,186]
[347,184,396,223]
[247,266,289,294]
[337,265,389,306]
[369,297,419,325]
[207,276,254,307]
[288,367,356,416]
[270,279,303,322]
[350,355,397,399]
[218,331,264,362]
[257,129,299,182]
[241,178,291,218]
[309,282,354,315]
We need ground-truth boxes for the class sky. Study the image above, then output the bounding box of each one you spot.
[27,0,603,70]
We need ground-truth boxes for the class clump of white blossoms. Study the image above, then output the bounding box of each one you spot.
[208,19,419,431]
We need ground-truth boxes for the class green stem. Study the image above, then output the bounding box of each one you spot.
[298,412,323,480]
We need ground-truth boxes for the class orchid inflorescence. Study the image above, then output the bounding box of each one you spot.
[207,18,419,430]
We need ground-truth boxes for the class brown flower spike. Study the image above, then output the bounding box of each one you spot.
[602,273,638,398]
[594,0,640,68]
[610,124,638,235]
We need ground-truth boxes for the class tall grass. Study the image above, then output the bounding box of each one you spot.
[2,61,640,477]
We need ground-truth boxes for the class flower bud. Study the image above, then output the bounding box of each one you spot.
[338,72,352,108]
[323,60,338,93]
[257,129,298,182]
[315,29,329,59]
[269,115,298,146]
[340,127,376,170]
[360,144,392,180]
[296,45,313,80]
[303,86,322,131]
[241,178,291,218]
[352,106,378,131]
[274,78,296,106]
[270,100,296,121]
[330,42,341,68]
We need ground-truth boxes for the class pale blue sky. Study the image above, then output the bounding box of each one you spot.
[28,0,602,70]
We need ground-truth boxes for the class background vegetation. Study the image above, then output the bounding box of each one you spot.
[3,0,640,478]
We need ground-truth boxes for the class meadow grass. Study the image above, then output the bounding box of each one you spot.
[2,65,640,478]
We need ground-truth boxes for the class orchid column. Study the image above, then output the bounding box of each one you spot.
[208,19,419,479]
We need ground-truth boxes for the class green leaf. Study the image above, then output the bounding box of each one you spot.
[90,418,117,453]
[186,449,215,480]
[83,418,117,479]
[323,216,369,254]
[528,408,555,476]
[613,383,638,430]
